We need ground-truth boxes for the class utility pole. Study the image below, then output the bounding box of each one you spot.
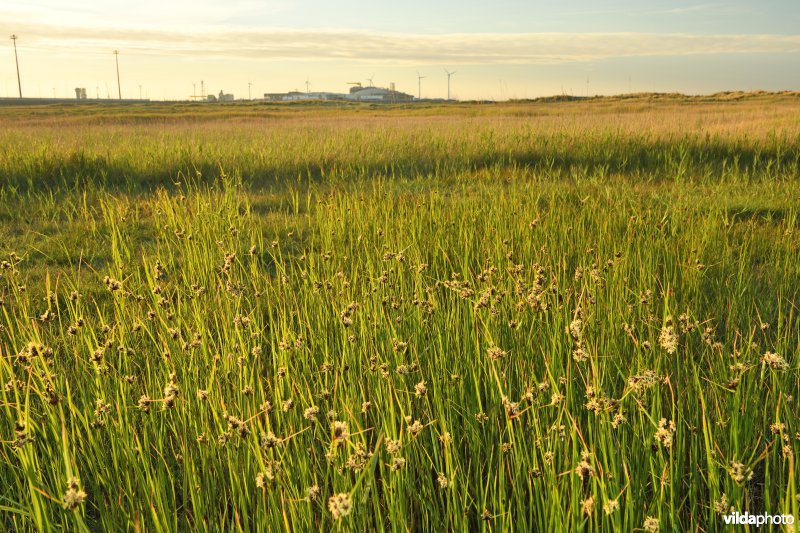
[113,50,121,99]
[10,34,21,98]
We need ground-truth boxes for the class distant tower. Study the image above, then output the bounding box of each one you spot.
[445,69,456,100]
[10,34,22,98]
[113,50,122,99]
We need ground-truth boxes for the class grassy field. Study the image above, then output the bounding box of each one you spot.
[1,95,799,531]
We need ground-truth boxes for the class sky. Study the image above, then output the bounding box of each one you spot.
[1,0,798,100]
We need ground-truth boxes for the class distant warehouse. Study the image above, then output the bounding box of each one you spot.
[346,85,414,102]
[264,85,414,103]
[207,90,234,102]
[264,91,343,101]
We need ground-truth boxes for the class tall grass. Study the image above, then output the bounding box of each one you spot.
[0,100,798,531]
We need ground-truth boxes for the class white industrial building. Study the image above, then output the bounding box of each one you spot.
[263,85,414,103]
[344,85,413,102]
[264,91,344,101]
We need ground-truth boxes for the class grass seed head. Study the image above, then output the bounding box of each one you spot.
[328,492,352,519]
[603,499,619,514]
[261,431,280,450]
[658,324,678,354]
[389,457,406,471]
[487,346,506,360]
[332,421,349,441]
[582,496,595,516]
[137,395,151,413]
[407,419,424,437]
[304,405,320,421]
[62,477,87,510]
[728,461,753,485]
[761,351,788,370]
[643,516,659,532]
[575,458,594,480]
[654,418,676,448]
[713,493,730,514]
[386,439,402,455]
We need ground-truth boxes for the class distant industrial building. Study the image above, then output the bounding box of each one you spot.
[264,91,343,101]
[263,85,414,103]
[346,84,413,102]
[207,90,234,102]
[74,88,87,100]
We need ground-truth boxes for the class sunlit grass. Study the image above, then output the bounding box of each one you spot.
[0,99,798,531]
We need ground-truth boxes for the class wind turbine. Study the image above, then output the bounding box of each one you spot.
[416,71,426,100]
[248,81,252,100]
[366,74,375,87]
[444,69,456,100]
[305,78,310,94]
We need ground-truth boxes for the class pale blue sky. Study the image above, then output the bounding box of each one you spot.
[220,1,799,34]
[1,0,798,100]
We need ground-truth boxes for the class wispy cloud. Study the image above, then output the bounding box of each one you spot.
[3,20,800,65]
[658,3,719,15]
[1,1,288,27]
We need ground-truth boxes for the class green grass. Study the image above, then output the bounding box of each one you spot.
[0,99,798,531]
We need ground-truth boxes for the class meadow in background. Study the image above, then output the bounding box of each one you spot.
[0,93,798,530]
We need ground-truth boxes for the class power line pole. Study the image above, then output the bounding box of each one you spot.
[113,50,121,100]
[10,34,21,98]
